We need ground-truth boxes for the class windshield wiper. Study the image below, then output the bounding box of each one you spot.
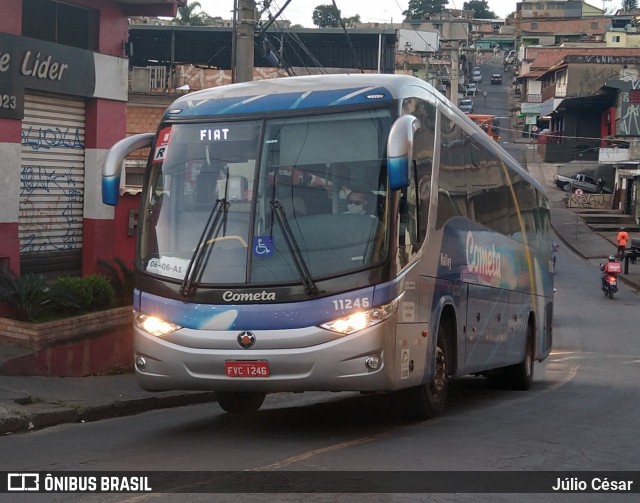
[180,198,228,297]
[270,200,319,296]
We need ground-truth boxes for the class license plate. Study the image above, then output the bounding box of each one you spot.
[225,360,270,377]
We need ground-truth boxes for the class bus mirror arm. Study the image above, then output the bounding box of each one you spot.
[387,115,420,191]
[102,133,154,206]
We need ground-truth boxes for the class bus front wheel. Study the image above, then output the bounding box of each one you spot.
[400,327,450,420]
[216,391,266,414]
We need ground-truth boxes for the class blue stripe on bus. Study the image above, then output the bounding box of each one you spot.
[167,87,393,118]
[136,280,403,331]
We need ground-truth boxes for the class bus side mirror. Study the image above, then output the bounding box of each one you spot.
[102,133,154,206]
[387,114,420,191]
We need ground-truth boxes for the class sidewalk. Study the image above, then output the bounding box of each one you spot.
[0,374,216,435]
[1,152,639,436]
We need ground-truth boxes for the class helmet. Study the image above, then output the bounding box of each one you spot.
[609,254,616,261]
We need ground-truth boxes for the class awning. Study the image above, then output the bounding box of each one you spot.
[553,92,616,113]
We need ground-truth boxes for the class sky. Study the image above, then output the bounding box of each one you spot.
[195,1,622,26]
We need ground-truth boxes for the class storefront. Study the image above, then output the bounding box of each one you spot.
[0,0,180,278]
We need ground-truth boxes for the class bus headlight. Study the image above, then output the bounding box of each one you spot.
[134,312,181,337]
[320,298,399,335]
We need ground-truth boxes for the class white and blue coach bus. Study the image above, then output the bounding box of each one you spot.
[103,74,554,419]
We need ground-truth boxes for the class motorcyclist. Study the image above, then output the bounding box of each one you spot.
[601,254,621,290]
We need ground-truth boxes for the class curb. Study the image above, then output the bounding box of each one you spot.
[0,391,217,435]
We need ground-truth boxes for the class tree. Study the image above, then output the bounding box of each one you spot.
[173,1,213,26]
[312,4,341,28]
[403,0,449,22]
[463,0,496,19]
[342,14,362,28]
[622,0,638,10]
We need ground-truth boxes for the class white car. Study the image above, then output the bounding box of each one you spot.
[466,83,477,96]
[459,98,473,113]
[472,70,482,83]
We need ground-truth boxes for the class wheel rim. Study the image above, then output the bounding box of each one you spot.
[525,338,533,379]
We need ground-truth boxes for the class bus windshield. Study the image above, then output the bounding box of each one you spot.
[140,108,392,289]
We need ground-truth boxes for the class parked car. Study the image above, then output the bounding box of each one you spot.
[554,173,612,194]
[472,70,482,83]
[459,98,474,113]
[491,73,502,85]
[465,83,477,96]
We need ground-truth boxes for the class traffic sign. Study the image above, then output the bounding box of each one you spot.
[574,188,584,196]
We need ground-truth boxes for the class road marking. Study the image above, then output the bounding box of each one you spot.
[250,433,390,471]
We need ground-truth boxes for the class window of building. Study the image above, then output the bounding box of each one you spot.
[612,35,621,43]
[22,0,98,51]
[531,22,538,29]
[523,4,533,10]
[591,22,599,29]
[537,3,545,10]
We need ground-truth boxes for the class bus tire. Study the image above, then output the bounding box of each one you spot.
[216,391,266,414]
[506,324,535,390]
[400,326,450,420]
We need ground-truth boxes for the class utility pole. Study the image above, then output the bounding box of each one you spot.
[446,41,460,104]
[233,0,256,83]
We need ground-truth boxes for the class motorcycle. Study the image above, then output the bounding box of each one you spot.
[600,258,622,299]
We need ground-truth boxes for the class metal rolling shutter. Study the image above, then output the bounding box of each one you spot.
[20,93,86,277]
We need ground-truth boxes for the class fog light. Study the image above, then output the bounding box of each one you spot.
[135,356,146,371]
[365,356,381,370]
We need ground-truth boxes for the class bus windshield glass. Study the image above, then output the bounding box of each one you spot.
[139,108,393,288]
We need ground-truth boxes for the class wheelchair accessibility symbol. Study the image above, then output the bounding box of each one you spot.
[253,236,274,256]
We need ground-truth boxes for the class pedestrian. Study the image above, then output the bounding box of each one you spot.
[482,90,487,103]
[617,227,629,260]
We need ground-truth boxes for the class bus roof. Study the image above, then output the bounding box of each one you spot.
[163,74,436,120]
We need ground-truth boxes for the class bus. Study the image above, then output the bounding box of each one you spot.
[467,113,501,141]
[102,74,554,419]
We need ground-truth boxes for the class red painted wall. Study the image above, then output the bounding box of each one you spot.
[0,1,21,34]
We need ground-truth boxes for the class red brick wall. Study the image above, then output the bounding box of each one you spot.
[520,17,608,36]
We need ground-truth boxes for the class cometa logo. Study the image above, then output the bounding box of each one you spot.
[222,290,276,302]
[465,231,501,279]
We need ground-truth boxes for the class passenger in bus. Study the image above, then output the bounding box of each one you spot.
[344,190,375,217]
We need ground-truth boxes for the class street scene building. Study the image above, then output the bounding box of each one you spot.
[1,1,640,379]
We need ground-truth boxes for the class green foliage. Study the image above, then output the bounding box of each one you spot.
[463,0,496,19]
[53,275,116,314]
[83,274,116,311]
[97,258,135,307]
[173,1,214,26]
[0,271,80,322]
[342,14,361,28]
[312,4,341,27]
[0,270,118,322]
[52,276,92,315]
[403,0,449,21]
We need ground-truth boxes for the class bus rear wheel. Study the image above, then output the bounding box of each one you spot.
[400,326,450,420]
[216,391,266,414]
